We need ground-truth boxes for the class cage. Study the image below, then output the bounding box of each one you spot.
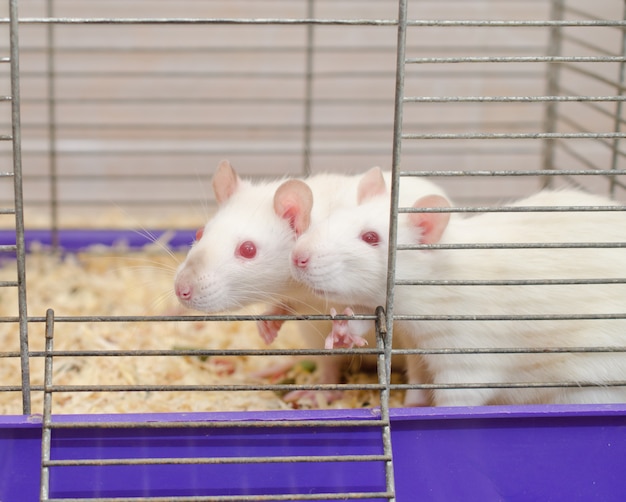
[1,0,626,501]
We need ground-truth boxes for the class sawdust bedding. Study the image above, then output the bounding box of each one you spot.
[0,237,405,416]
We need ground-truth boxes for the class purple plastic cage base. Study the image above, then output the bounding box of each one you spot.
[1,231,625,500]
[0,229,198,252]
[2,405,626,501]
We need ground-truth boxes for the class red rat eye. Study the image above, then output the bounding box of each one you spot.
[237,240,257,259]
[360,231,380,246]
[195,227,204,241]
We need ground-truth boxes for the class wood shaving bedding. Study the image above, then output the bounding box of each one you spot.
[0,242,405,415]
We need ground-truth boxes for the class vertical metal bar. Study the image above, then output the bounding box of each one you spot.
[541,0,564,188]
[302,0,315,176]
[40,309,56,502]
[10,0,31,415]
[609,0,626,197]
[46,0,59,249]
[387,0,408,326]
[378,0,411,499]
[375,306,396,501]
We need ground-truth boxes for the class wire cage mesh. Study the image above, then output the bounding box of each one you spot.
[1,0,626,501]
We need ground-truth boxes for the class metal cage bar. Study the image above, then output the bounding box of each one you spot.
[8,0,30,415]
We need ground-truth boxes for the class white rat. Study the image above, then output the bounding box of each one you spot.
[291,181,626,407]
[174,160,447,404]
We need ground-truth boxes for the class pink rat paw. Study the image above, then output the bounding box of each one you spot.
[256,304,290,345]
[325,308,370,349]
[256,318,284,345]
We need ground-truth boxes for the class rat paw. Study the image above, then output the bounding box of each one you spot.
[256,304,290,344]
[256,318,284,345]
[325,308,369,349]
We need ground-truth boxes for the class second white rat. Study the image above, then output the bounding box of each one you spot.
[291,182,626,407]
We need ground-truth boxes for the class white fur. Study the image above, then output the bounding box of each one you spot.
[291,188,626,406]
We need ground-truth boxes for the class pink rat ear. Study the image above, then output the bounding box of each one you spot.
[357,166,387,204]
[408,194,451,245]
[212,159,241,205]
[273,179,313,236]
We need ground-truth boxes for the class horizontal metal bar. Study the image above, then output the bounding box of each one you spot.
[556,89,623,123]
[394,346,626,355]
[391,381,626,390]
[5,18,626,28]
[404,95,626,103]
[46,419,387,430]
[400,168,626,177]
[42,383,385,393]
[44,454,391,468]
[402,132,626,140]
[397,242,626,250]
[406,56,626,64]
[0,313,377,323]
[393,313,626,321]
[391,346,626,355]
[10,17,398,26]
[407,19,626,28]
[0,347,383,359]
[6,68,540,80]
[42,492,394,502]
[395,278,626,286]
[4,307,626,323]
[398,205,626,213]
[3,344,624,360]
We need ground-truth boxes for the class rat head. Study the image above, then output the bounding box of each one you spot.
[290,166,451,308]
[174,160,313,313]
[290,167,391,306]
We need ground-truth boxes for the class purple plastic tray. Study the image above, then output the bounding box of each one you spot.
[2,405,626,501]
[0,229,197,252]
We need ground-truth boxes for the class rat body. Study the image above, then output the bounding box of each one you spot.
[174,160,447,404]
[291,184,626,407]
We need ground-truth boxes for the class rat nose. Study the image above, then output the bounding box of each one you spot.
[292,251,310,269]
[175,280,193,301]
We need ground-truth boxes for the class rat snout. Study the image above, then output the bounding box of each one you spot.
[174,275,193,302]
[291,250,310,269]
